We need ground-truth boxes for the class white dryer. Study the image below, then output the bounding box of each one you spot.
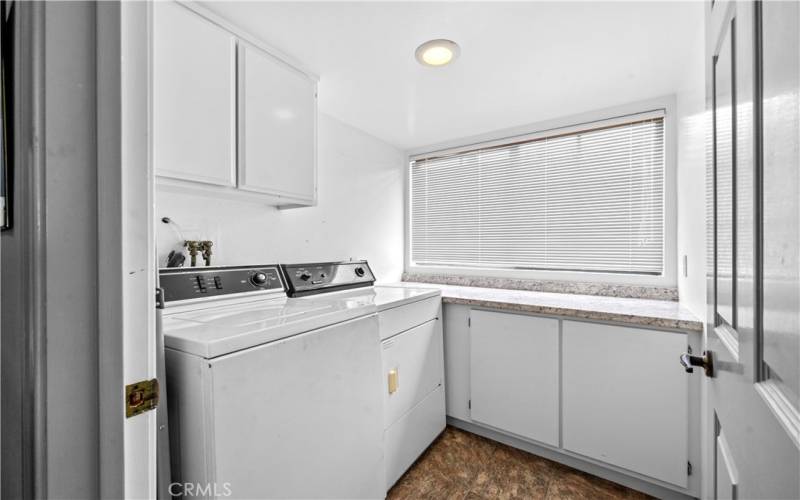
[281,261,446,491]
[160,265,384,499]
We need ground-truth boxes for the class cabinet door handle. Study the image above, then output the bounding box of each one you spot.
[680,351,714,377]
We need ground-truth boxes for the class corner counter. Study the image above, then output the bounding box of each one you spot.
[384,282,703,332]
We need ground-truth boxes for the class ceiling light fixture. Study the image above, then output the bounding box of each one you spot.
[415,39,460,67]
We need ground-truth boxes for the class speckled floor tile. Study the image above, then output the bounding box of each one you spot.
[387,427,653,500]
[544,467,651,500]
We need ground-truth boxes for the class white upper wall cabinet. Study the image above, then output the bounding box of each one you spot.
[238,43,317,202]
[153,1,318,207]
[153,1,236,187]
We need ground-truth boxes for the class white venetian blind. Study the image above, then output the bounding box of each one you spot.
[410,113,665,275]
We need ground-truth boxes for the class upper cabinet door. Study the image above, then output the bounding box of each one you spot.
[153,2,236,187]
[238,43,317,202]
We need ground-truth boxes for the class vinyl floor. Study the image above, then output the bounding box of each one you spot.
[387,426,653,500]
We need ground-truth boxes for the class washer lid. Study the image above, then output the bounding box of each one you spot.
[163,296,376,358]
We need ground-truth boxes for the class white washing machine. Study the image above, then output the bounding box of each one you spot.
[281,261,446,491]
[159,264,384,499]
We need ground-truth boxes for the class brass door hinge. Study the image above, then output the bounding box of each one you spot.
[126,378,159,418]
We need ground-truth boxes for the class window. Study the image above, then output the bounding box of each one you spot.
[409,112,666,275]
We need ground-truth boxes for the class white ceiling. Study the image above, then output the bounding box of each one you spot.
[201,1,703,150]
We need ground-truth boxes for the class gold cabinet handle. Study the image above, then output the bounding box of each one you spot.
[388,369,399,394]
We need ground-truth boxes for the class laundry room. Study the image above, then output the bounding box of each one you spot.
[1,1,799,500]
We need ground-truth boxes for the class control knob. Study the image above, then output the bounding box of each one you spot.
[251,272,268,286]
[354,267,366,277]
[300,273,312,281]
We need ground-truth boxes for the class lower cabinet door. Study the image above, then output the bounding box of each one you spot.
[469,310,560,446]
[562,320,688,487]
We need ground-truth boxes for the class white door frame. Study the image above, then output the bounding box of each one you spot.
[97,1,157,498]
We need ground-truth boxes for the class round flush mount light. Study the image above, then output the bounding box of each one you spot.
[415,39,460,67]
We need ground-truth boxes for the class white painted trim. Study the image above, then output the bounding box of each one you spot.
[24,2,48,495]
[755,379,800,450]
[97,2,157,497]
[155,176,315,207]
[404,95,679,287]
[32,1,48,494]
[96,4,124,496]
[713,323,740,362]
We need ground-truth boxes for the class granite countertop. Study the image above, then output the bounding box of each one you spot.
[382,282,703,332]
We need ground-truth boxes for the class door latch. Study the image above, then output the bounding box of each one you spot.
[680,350,714,377]
[126,378,159,418]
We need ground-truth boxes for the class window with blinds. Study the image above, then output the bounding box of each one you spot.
[410,113,665,275]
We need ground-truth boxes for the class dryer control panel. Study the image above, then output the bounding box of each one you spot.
[281,260,375,297]
[159,265,285,304]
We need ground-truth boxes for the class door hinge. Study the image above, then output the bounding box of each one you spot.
[468,317,471,327]
[688,461,692,476]
[126,378,159,418]
[156,287,165,309]
[468,399,471,409]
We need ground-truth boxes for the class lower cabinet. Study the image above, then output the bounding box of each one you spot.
[469,310,560,447]
[561,320,688,487]
[443,304,695,493]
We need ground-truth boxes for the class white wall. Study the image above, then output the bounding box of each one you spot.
[156,113,405,282]
[675,0,708,319]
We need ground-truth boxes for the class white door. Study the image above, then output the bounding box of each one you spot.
[705,2,799,498]
[238,42,317,201]
[152,1,237,187]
